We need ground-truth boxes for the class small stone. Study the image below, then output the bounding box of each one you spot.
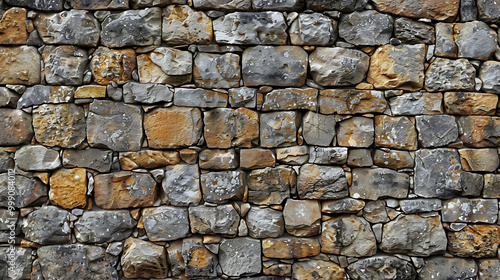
[373,0,459,21]
[91,47,136,85]
[394,17,434,44]
[322,198,365,214]
[389,92,444,115]
[289,13,337,45]
[363,200,389,223]
[309,147,348,165]
[182,236,217,277]
[454,21,497,60]
[460,171,484,196]
[242,46,308,87]
[292,260,346,280]
[399,199,442,214]
[297,164,348,200]
[480,61,500,93]
[17,85,75,108]
[260,111,300,148]
[240,149,275,170]
[219,237,261,277]
[213,12,287,45]
[380,214,447,256]
[144,107,202,149]
[442,198,498,223]
[121,238,168,279]
[142,206,190,241]
[67,0,129,9]
[162,5,212,45]
[337,117,374,147]
[137,48,192,85]
[34,10,100,46]
[478,259,500,280]
[373,149,414,169]
[435,23,457,58]
[339,10,393,46]
[74,85,106,99]
[459,148,499,172]
[309,47,369,86]
[204,108,258,148]
[321,215,377,257]
[74,210,136,243]
[200,171,245,203]
[162,164,201,206]
[447,225,500,258]
[347,149,373,167]
[425,58,476,92]
[246,207,284,238]
[199,149,238,170]
[276,146,309,165]
[444,92,498,115]
[416,115,459,147]
[301,112,335,146]
[174,88,228,108]
[0,46,41,85]
[0,109,33,145]
[14,145,61,171]
[283,199,321,237]
[0,8,28,45]
[348,256,416,280]
[120,150,180,170]
[319,89,387,114]
[49,168,87,209]
[188,204,240,235]
[22,206,71,245]
[192,0,252,11]
[374,115,417,150]
[94,171,157,209]
[350,168,409,200]
[0,87,19,108]
[102,8,161,48]
[42,45,88,86]
[262,88,318,111]
[247,166,294,205]
[459,116,500,147]
[229,87,257,108]
[62,149,113,172]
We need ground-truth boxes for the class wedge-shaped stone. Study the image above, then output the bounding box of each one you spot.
[74,210,136,243]
[174,88,228,108]
[339,10,393,45]
[162,5,212,45]
[247,166,294,205]
[374,115,417,150]
[91,47,136,85]
[121,238,168,279]
[162,164,201,206]
[43,45,88,86]
[447,225,500,258]
[425,58,476,92]
[0,8,28,45]
[444,92,498,115]
[102,8,161,47]
[319,89,387,114]
[290,13,337,45]
[200,171,245,203]
[350,168,409,200]
[194,53,240,89]
[348,256,416,280]
[310,47,369,86]
[0,46,41,85]
[373,0,459,21]
[262,88,317,111]
[260,111,300,148]
[204,108,258,148]
[188,204,240,235]
[389,92,443,115]
[297,164,348,200]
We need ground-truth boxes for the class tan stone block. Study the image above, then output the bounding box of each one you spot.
[49,168,87,209]
[459,148,499,172]
[292,260,346,280]
[119,150,180,170]
[447,225,500,258]
[240,149,275,170]
[162,5,213,45]
[90,47,136,85]
[122,238,168,279]
[283,199,321,237]
[459,116,500,147]
[262,237,320,259]
[179,148,198,164]
[319,89,387,114]
[373,0,459,21]
[375,115,417,150]
[0,109,34,146]
[204,108,259,148]
[444,92,498,115]
[337,117,374,147]
[0,46,41,85]
[137,51,192,86]
[0,8,27,44]
[374,149,414,169]
[74,85,106,98]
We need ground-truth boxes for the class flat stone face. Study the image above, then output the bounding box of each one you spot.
[0,109,33,145]
[123,82,173,104]
[182,236,217,277]
[477,0,500,23]
[214,12,287,45]
[419,257,478,280]
[87,100,143,151]
[322,198,365,214]
[260,111,299,148]
[262,236,320,259]
[35,10,100,47]
[229,87,257,108]
[348,256,416,280]
[247,166,294,205]
[480,61,500,93]
[94,172,157,209]
[389,92,443,115]
[374,149,414,170]
[120,150,179,170]
[337,117,374,147]
[5,0,64,11]
[0,174,48,208]
[43,45,88,86]
[253,0,303,10]
[444,92,498,115]
[74,210,136,243]
[425,58,476,92]
[309,147,348,165]
[290,13,337,45]
[62,148,113,173]
[246,207,284,238]
[459,116,500,147]
[101,8,161,47]
[38,244,118,280]
[49,168,87,209]
[188,204,240,235]
[442,198,498,224]
[262,88,318,111]
[292,260,345,280]
[447,225,500,258]
[67,0,129,9]
[142,206,190,241]
[414,149,462,199]
[394,17,435,44]
[162,164,201,206]
[310,47,369,86]
[459,148,499,172]
[297,164,348,200]
[14,145,61,171]
[22,206,71,245]
[91,47,136,85]
[319,89,387,114]
[121,238,168,279]
[306,0,367,11]
[454,21,497,60]
[242,46,308,87]
[399,199,442,214]
[0,8,28,45]
[193,0,252,10]
[321,215,377,257]
[373,0,459,21]
[240,148,275,170]
[204,108,259,148]
[380,214,447,256]
[374,115,417,150]
[194,53,240,89]
[276,146,309,165]
[137,49,192,85]
[162,5,212,45]
[435,23,457,58]
[416,115,458,147]
[350,168,409,200]
[0,46,41,85]
[339,10,393,46]
[219,238,261,277]
[484,174,500,198]
[199,149,238,170]
[174,88,228,108]
[368,44,426,90]
[479,259,500,280]
[283,199,321,237]
[200,171,245,203]
[74,85,106,98]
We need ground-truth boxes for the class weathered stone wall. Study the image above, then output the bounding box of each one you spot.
[0,0,499,279]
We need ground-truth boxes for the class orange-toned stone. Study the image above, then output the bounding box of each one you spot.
[373,0,460,21]
[459,116,500,147]
[0,8,27,44]
[119,150,180,170]
[204,108,259,148]
[240,149,276,170]
[74,85,106,98]
[447,225,500,258]
[179,148,198,164]
[459,148,499,172]
[122,238,168,279]
[292,260,346,280]
[444,92,498,115]
[262,237,320,259]
[49,168,87,209]
[91,47,136,85]
[319,89,387,114]
[375,115,418,150]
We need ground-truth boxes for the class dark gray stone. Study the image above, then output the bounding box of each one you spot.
[5,0,63,10]
[350,168,409,200]
[347,256,416,280]
[62,148,113,173]
[306,0,368,11]
[17,85,49,108]
[347,149,373,167]
[253,0,304,11]
[67,0,129,9]
[460,171,484,196]
[22,206,71,245]
[419,257,478,280]
[0,174,48,208]
[455,21,498,60]
[142,206,190,241]
[460,0,477,21]
[0,152,14,173]
[192,0,252,10]
[339,10,393,45]
[219,237,262,277]
[0,87,19,108]
[247,166,294,205]
[435,23,457,57]
[74,210,136,243]
[416,115,459,147]
[477,0,500,23]
[394,17,435,44]
[0,247,32,280]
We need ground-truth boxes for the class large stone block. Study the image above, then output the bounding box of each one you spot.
[297,164,348,200]
[477,0,500,23]
[162,5,212,45]
[219,238,262,277]
[162,164,201,206]
[137,47,192,85]
[74,210,136,243]
[447,225,500,258]
[204,108,258,148]
[49,168,87,209]
[348,256,416,280]
[373,0,459,21]
[389,92,443,115]
[22,206,71,245]
[262,88,318,111]
[188,204,240,235]
[260,111,300,148]
[121,238,168,279]
[192,0,252,10]
[91,47,136,85]
[142,206,190,241]
[337,116,374,147]
[419,257,478,280]
[182,236,217,277]
[350,168,409,200]
[67,0,129,9]
[200,171,245,203]
[290,13,337,45]
[0,109,33,146]
[283,199,321,237]
[14,145,61,171]
[5,0,63,11]
[262,236,320,259]
[459,116,500,147]
[174,88,228,108]
[310,47,369,86]
[0,8,28,45]
[306,0,367,11]
[394,17,434,44]
[42,45,88,86]
[416,115,458,147]
[425,58,476,92]
[0,174,47,208]
[374,115,417,150]
[480,61,500,93]
[339,10,393,45]
[247,166,294,205]
[246,207,284,238]
[292,260,345,280]
[302,112,336,146]
[194,53,240,88]
[459,148,499,172]
[0,46,41,85]
[62,148,113,173]
[319,89,387,114]
[444,92,498,115]
[442,198,498,223]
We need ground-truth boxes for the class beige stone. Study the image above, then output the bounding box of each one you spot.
[262,237,320,259]
[459,116,500,147]
[0,8,27,44]
[119,150,180,170]
[122,238,168,279]
[283,199,321,237]
[374,149,414,169]
[137,50,192,86]
[162,5,213,45]
[179,148,198,164]
[49,168,87,209]
[90,47,136,85]
[375,115,418,150]
[459,148,499,172]
[74,85,106,99]
[0,46,41,85]
[240,149,275,170]
[373,0,460,21]
[444,92,498,115]
[337,117,374,147]
[292,260,346,280]
[204,108,259,148]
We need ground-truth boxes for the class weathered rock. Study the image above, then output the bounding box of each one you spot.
[363,200,389,223]
[204,108,258,148]
[247,166,294,205]
[74,85,106,98]
[253,0,304,10]
[0,152,14,172]
[0,87,19,108]
[94,171,157,209]
[300,112,335,146]
[420,258,477,280]
[297,164,348,200]
[339,10,393,46]
[0,247,32,280]
[23,206,71,245]
[42,45,88,86]
[15,145,61,171]
[74,210,136,243]
[459,116,500,147]
[283,199,321,237]
[373,0,459,21]
[477,0,500,23]
[38,244,118,280]
[306,0,367,11]
[322,198,365,214]
[368,44,426,90]
[478,259,500,280]
[17,85,75,108]
[242,46,308,87]
[374,149,414,169]
[214,12,287,45]
[460,171,484,196]
[137,48,192,85]
[0,174,48,208]
[5,0,63,11]
[87,100,143,151]
[121,238,168,279]
[347,256,416,280]
[484,174,500,198]
[276,146,309,165]
[219,237,261,277]
[262,88,317,111]
[142,206,190,241]
[262,236,320,259]
[162,5,212,45]
[240,149,275,170]
[166,240,184,278]
[49,168,87,209]
[62,149,113,172]
[319,89,387,114]
[188,204,240,235]
[480,61,500,93]
[444,92,498,115]
[337,117,374,147]
[310,47,369,86]
[459,148,499,172]
[145,107,202,149]
[442,198,498,223]
[162,164,201,206]
[309,147,348,165]
[123,82,173,104]
[0,46,41,85]
[0,8,28,45]
[182,236,217,277]
[416,115,458,147]
[394,17,434,44]
[91,47,136,85]
[102,8,161,47]
[425,58,476,92]
[414,149,462,199]
[447,225,500,258]
[193,0,252,11]
[400,199,442,214]
[435,23,458,58]
[35,10,100,46]
[293,259,345,280]
[289,13,337,45]
[246,207,284,238]
[380,214,447,256]
[199,149,238,170]
[0,109,33,145]
[374,115,417,150]
[389,92,443,115]
[193,53,240,89]
[347,149,373,167]
[350,168,409,200]
[260,111,300,148]
[120,150,179,170]
[200,171,245,203]
[229,87,257,108]
[455,21,497,60]
[174,88,228,108]
[67,0,129,9]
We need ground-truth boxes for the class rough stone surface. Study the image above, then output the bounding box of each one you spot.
[350,168,409,200]
[262,236,320,259]
[425,58,476,92]
[276,146,309,165]
[91,47,136,85]
[62,148,113,173]
[477,0,500,23]
[204,108,258,148]
[0,174,48,208]
[310,47,369,86]
[309,147,348,165]
[188,204,240,235]
[480,61,500,93]
[262,88,317,111]
[442,198,498,224]
[0,8,28,45]
[292,259,346,280]
[219,237,262,277]
[246,207,284,238]
[142,206,190,241]
[394,17,435,44]
[454,21,497,60]
[120,150,179,170]
[337,117,374,147]
[194,52,240,89]
[49,168,87,209]
[339,10,393,46]
[478,259,500,280]
[459,116,500,147]
[483,174,500,198]
[319,89,387,115]
[67,0,129,9]
[122,82,173,104]
[400,199,442,214]
[15,145,61,171]
[447,225,500,257]
[121,238,168,279]
[444,92,498,115]
[289,13,337,45]
[373,0,459,21]
[459,148,499,172]
[162,5,212,45]
[306,0,367,11]
[23,206,71,245]
[416,115,458,147]
[0,46,41,85]
[297,164,348,200]
[5,0,64,11]
[374,115,418,150]
[419,257,478,280]
[0,109,33,145]
[199,149,238,170]
[301,112,335,146]
[200,171,245,203]
[240,149,275,170]
[137,48,192,85]
[174,88,228,108]
[162,164,201,206]
[389,92,443,115]
[374,149,414,169]
[347,256,416,280]
[0,247,32,280]
[260,111,300,148]
[283,199,321,237]
[74,210,136,243]
[322,198,365,214]
[182,236,217,277]
[247,166,294,205]
[193,0,252,11]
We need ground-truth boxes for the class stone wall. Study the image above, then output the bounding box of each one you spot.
[0,0,499,279]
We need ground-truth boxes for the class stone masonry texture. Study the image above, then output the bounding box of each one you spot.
[0,0,499,279]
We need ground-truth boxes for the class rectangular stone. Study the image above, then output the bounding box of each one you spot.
[174,88,228,108]
[442,198,498,223]
[319,89,387,114]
